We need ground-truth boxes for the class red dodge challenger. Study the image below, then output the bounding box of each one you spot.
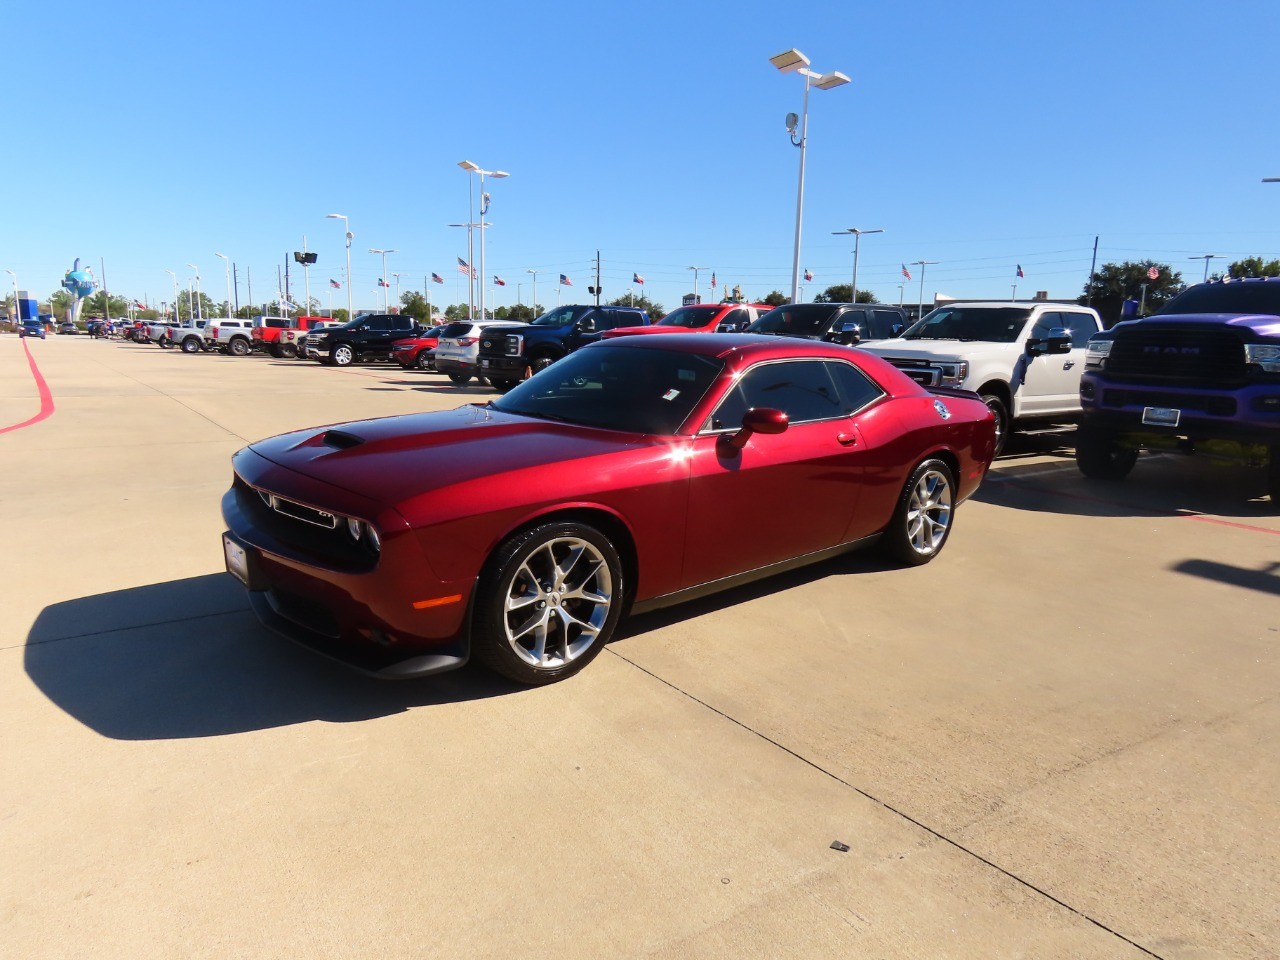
[221,334,995,684]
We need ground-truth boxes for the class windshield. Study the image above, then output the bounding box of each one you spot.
[492,345,724,435]
[901,306,1032,342]
[532,306,588,326]
[657,305,719,328]
[748,304,839,336]
[1155,282,1280,317]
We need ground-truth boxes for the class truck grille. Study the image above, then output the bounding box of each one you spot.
[883,358,939,386]
[479,333,520,356]
[1106,325,1245,384]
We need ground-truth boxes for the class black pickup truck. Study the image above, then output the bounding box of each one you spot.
[476,304,650,391]
[304,313,424,366]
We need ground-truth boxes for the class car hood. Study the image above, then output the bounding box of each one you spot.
[858,339,1021,362]
[245,404,648,504]
[1124,313,1280,337]
[604,325,681,338]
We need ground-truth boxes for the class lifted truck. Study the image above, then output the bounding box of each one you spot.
[1077,278,1280,503]
[251,316,328,358]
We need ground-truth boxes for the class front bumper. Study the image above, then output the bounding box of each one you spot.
[221,460,474,679]
[435,356,479,376]
[476,355,523,376]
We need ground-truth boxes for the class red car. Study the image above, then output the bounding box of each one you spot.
[390,325,445,370]
[221,335,995,685]
[602,302,772,340]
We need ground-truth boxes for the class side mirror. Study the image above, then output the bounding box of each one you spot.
[890,323,905,337]
[1026,329,1072,356]
[719,407,789,453]
[580,318,596,333]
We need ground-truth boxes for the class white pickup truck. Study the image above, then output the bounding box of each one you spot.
[148,320,208,353]
[202,319,258,356]
[858,301,1104,454]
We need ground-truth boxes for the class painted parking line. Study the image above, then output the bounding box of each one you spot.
[0,339,56,435]
[1183,515,1280,537]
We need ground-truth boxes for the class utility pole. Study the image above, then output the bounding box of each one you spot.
[233,264,240,315]
[595,250,602,305]
[246,266,252,314]
[1086,235,1099,308]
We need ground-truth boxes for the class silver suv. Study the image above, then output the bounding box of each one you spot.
[434,320,516,385]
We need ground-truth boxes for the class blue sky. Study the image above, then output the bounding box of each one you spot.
[4,0,1280,317]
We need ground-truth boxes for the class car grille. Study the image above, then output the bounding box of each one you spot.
[234,475,375,571]
[883,358,940,386]
[1106,325,1246,384]
[479,333,519,356]
[1101,388,1237,417]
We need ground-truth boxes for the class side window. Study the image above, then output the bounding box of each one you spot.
[1029,311,1063,339]
[827,361,885,414]
[392,316,413,331]
[706,360,845,431]
[832,309,865,336]
[1059,311,1098,348]
[578,310,600,332]
[368,315,391,331]
[721,308,748,330]
[871,310,903,339]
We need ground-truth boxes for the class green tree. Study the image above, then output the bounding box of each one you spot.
[1078,261,1183,326]
[494,303,538,321]
[758,290,789,307]
[813,284,878,304]
[1225,256,1280,279]
[398,291,433,325]
[81,291,134,319]
[443,303,471,322]
[608,293,665,319]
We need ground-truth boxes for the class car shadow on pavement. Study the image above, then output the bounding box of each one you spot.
[1170,558,1280,597]
[24,574,519,741]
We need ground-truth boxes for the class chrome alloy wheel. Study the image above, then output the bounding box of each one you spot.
[905,468,953,556]
[501,536,613,669]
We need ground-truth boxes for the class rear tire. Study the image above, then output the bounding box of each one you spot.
[472,522,623,685]
[228,337,250,357]
[279,343,297,359]
[980,392,1010,457]
[447,370,472,385]
[181,337,201,354]
[880,458,956,566]
[1075,422,1137,481]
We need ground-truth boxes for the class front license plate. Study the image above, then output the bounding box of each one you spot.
[224,534,250,585]
[1142,406,1181,428]
[480,358,490,368]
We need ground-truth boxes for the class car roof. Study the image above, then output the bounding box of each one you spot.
[590,332,859,363]
[931,301,1093,311]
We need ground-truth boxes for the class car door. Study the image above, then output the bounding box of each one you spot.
[1021,310,1090,413]
[681,359,868,586]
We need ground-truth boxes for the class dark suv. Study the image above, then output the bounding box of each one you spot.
[304,313,422,366]
[1077,278,1280,502]
[742,302,909,344]
[476,304,650,391]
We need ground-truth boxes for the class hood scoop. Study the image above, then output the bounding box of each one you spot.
[321,429,365,450]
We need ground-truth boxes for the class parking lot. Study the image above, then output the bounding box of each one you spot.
[2,334,1276,959]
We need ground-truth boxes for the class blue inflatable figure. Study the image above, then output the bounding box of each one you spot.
[62,259,99,324]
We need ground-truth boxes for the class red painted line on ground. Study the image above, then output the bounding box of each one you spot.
[0,339,56,435]
[1184,515,1280,537]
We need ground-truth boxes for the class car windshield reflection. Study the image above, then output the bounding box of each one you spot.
[492,345,724,435]
[901,306,1032,343]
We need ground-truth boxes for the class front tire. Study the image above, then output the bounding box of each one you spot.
[332,343,354,367]
[1075,422,1137,481]
[880,458,956,566]
[529,355,557,375]
[415,350,432,371]
[473,522,623,685]
[980,392,1010,457]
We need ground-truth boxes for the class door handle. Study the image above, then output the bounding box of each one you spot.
[837,432,858,446]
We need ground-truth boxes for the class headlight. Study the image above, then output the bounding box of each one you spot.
[345,517,381,554]
[1244,343,1280,373]
[936,361,968,388]
[1085,340,1112,368]
[365,524,381,553]
[346,517,363,539]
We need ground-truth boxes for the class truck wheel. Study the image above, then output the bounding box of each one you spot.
[880,458,955,566]
[979,392,1009,457]
[332,344,354,366]
[228,337,250,357]
[529,355,557,375]
[181,337,201,354]
[489,378,519,393]
[1075,422,1137,481]
[159,337,173,350]
[447,371,472,385]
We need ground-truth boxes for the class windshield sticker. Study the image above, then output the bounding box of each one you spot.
[662,389,681,401]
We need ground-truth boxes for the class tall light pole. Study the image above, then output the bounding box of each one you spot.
[912,260,938,319]
[771,48,850,305]
[527,268,540,318]
[165,269,179,320]
[686,265,709,304]
[831,227,883,303]
[325,213,353,320]
[1189,254,1219,282]
[214,253,232,319]
[185,263,201,319]
[4,269,16,327]
[391,272,402,311]
[458,161,509,321]
[369,248,397,312]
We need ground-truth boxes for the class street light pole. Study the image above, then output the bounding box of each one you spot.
[325,214,354,321]
[686,265,709,304]
[369,248,397,312]
[831,227,883,303]
[4,270,16,327]
[527,269,539,318]
[214,253,232,319]
[185,263,201,319]
[1189,254,1219,282]
[165,269,179,321]
[459,161,509,322]
[392,272,402,310]
[771,48,850,306]
[912,260,938,319]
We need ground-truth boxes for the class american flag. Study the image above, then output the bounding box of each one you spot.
[431,273,445,284]
[1016,264,1025,278]
[711,272,717,289]
[377,278,390,288]
[901,264,912,280]
[1147,266,1160,280]
[493,276,506,286]
[633,272,644,285]
[329,279,341,289]
[457,257,472,276]
[803,269,812,282]
[134,301,146,310]
[560,274,573,286]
